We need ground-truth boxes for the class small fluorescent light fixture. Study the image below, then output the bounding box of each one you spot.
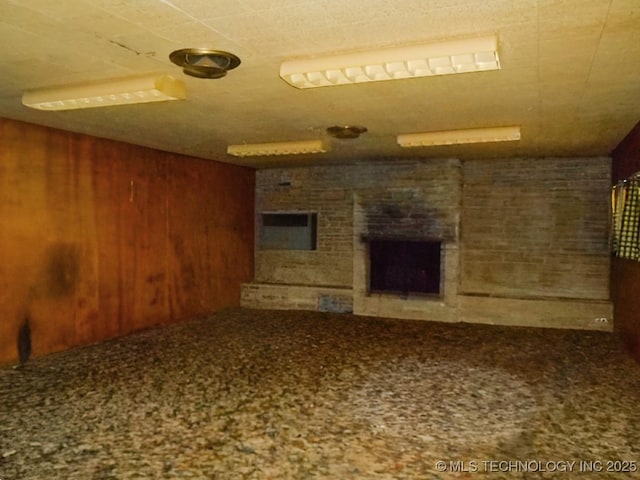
[280,35,500,89]
[227,140,328,157]
[397,126,521,147]
[22,74,186,111]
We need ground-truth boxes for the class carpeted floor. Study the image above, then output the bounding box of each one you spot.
[1,308,639,479]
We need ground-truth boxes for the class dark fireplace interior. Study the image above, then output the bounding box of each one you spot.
[368,239,441,296]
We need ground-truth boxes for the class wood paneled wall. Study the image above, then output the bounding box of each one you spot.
[0,118,254,366]
[611,120,640,362]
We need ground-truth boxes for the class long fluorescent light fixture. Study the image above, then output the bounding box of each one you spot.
[22,74,186,111]
[280,35,500,89]
[397,126,521,147]
[227,140,328,157]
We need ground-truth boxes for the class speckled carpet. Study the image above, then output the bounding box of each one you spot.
[1,308,639,479]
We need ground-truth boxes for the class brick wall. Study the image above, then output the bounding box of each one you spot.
[254,167,353,287]
[461,158,611,300]
[244,157,613,330]
[254,160,460,286]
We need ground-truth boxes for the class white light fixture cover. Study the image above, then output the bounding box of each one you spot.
[227,140,328,157]
[397,126,521,147]
[280,35,500,89]
[22,74,186,111]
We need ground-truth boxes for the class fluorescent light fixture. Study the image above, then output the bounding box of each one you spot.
[280,35,500,89]
[397,126,521,147]
[22,74,186,111]
[227,140,328,157]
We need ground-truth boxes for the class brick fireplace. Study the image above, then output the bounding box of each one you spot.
[367,239,441,296]
[350,166,461,322]
[242,157,613,330]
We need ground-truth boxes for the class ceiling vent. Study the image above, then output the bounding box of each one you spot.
[169,48,241,79]
[326,125,368,139]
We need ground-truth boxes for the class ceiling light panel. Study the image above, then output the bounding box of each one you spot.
[22,75,186,111]
[227,140,328,157]
[397,126,521,147]
[280,35,500,89]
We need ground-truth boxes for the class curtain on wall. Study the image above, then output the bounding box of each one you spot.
[612,176,640,260]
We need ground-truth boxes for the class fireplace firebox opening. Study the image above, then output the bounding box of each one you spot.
[368,239,441,296]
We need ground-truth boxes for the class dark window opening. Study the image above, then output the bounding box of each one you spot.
[369,240,441,295]
[260,212,317,250]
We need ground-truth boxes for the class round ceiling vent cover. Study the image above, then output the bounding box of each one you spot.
[169,48,241,79]
[326,125,368,139]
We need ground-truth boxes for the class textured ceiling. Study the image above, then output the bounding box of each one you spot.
[0,0,639,168]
